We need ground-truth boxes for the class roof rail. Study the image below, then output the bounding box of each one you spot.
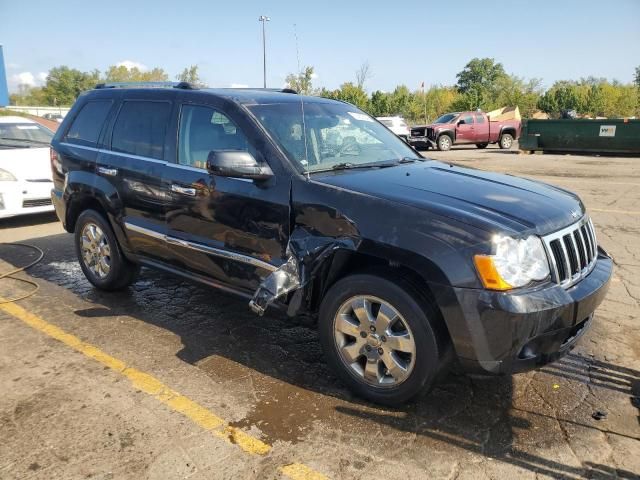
[226,87,297,94]
[94,81,199,90]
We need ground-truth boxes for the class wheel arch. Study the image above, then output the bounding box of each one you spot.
[437,130,455,143]
[63,171,131,256]
[499,126,516,139]
[301,248,455,358]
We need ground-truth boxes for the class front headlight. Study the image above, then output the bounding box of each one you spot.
[474,235,550,290]
[0,168,17,182]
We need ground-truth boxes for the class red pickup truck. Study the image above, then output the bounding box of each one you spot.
[408,111,521,151]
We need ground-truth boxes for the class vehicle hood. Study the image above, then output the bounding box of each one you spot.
[0,147,53,181]
[314,161,584,235]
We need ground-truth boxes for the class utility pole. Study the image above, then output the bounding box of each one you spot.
[258,15,270,88]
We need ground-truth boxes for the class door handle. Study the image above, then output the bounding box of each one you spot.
[171,184,196,196]
[97,166,118,176]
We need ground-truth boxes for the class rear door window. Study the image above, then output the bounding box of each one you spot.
[111,100,172,160]
[65,100,112,146]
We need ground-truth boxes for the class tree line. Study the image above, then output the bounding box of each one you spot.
[288,59,640,123]
[9,64,202,106]
[9,59,640,124]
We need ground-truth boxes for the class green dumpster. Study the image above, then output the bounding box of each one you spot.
[519,119,640,155]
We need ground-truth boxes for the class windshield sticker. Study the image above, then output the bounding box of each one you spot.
[16,125,39,130]
[347,112,373,122]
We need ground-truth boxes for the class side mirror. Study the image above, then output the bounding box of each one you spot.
[206,150,273,181]
[457,119,465,126]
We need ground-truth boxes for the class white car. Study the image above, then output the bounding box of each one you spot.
[0,116,55,218]
[376,116,410,140]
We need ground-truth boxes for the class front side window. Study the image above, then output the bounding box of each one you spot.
[475,114,485,124]
[111,101,171,159]
[0,122,53,148]
[248,101,416,173]
[178,105,249,169]
[462,115,474,125]
[66,100,112,146]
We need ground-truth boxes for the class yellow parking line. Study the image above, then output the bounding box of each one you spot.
[280,463,331,480]
[0,299,327,479]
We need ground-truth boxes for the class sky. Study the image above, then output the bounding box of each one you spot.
[1,0,639,93]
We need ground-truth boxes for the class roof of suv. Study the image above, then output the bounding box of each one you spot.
[87,84,336,106]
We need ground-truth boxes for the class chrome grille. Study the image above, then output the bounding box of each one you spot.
[542,217,598,288]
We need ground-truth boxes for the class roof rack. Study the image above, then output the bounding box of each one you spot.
[94,81,199,90]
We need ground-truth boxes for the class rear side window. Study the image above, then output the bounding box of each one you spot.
[111,101,171,159]
[65,100,112,146]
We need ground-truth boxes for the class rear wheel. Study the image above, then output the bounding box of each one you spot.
[318,273,442,405]
[476,143,488,149]
[499,133,514,150]
[437,134,452,151]
[75,209,139,290]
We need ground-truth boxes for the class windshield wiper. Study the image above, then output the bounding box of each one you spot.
[329,161,398,172]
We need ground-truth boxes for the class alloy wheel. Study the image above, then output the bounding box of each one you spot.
[333,295,416,387]
[80,222,111,279]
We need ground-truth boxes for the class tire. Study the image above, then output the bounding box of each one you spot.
[476,143,488,149]
[318,273,443,405]
[437,134,452,151]
[499,133,514,150]
[75,209,140,290]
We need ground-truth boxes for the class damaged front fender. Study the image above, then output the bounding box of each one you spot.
[249,226,360,315]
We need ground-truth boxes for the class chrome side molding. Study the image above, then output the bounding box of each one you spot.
[124,222,277,273]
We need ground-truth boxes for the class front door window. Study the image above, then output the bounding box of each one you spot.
[178,105,250,169]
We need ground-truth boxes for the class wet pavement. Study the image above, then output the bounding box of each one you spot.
[0,147,639,479]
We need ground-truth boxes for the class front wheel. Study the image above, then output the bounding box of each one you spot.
[437,135,452,151]
[75,209,140,290]
[318,273,443,405]
[499,133,514,150]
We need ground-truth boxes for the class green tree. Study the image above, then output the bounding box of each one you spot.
[176,65,203,86]
[42,66,101,105]
[455,58,507,109]
[321,82,369,110]
[285,66,317,95]
[493,76,542,118]
[104,65,168,82]
[369,90,392,116]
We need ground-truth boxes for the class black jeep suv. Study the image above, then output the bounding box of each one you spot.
[50,83,612,405]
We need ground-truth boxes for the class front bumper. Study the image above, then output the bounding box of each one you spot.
[408,136,435,149]
[443,248,612,375]
[0,181,54,219]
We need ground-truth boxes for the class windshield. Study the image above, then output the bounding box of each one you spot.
[433,113,459,124]
[0,122,53,148]
[247,101,417,173]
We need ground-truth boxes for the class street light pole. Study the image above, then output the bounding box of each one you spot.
[258,15,270,88]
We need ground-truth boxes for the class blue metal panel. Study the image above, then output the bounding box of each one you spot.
[0,45,9,107]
